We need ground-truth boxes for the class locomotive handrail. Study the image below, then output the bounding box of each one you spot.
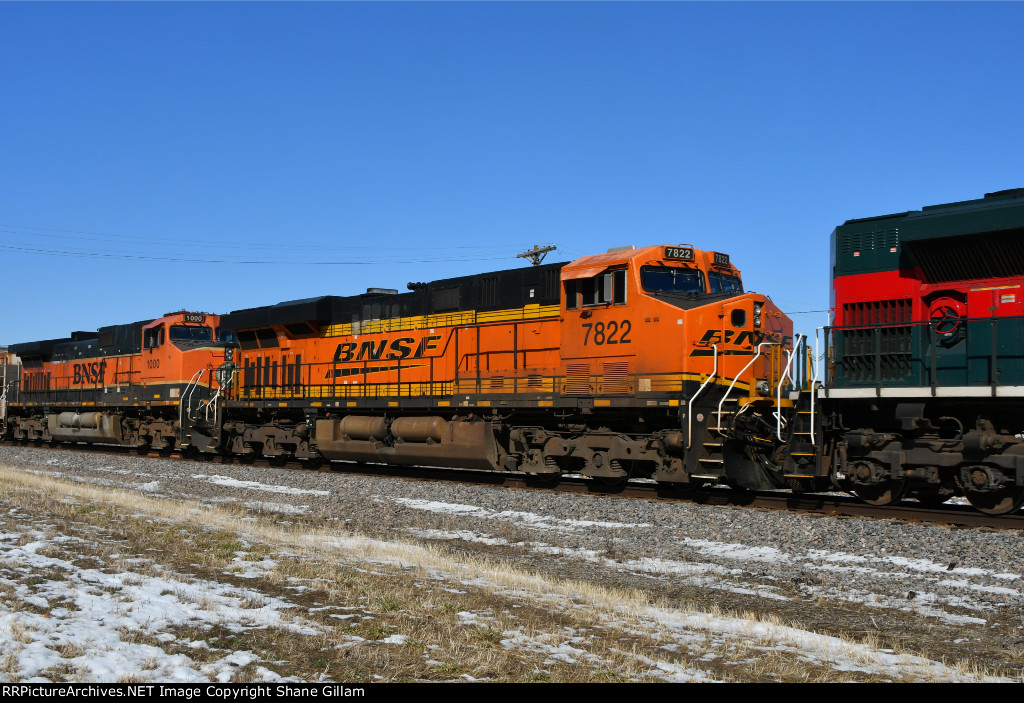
[810,328,826,446]
[687,344,717,449]
[777,334,804,441]
[199,368,236,424]
[179,369,206,427]
[825,314,1024,393]
[0,373,8,423]
[716,342,772,432]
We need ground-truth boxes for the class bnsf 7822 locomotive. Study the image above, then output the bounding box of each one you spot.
[198,245,796,491]
[3,189,1024,514]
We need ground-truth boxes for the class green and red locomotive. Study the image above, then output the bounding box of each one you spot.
[823,188,1024,513]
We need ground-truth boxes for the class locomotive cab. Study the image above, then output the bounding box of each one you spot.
[559,245,805,491]
[560,245,792,405]
[139,312,226,401]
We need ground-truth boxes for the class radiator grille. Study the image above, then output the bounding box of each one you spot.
[563,363,592,395]
[907,229,1024,283]
[601,362,630,394]
[841,299,912,326]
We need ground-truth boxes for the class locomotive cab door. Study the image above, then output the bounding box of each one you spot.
[141,323,167,390]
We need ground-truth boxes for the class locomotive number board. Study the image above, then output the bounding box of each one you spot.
[664,246,694,260]
[713,252,730,266]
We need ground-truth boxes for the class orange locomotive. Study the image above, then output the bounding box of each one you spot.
[187,244,810,490]
[2,311,230,451]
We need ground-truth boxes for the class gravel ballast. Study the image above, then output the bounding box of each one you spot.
[2,444,1023,675]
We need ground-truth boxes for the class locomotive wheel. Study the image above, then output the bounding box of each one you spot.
[852,479,907,506]
[957,466,1024,515]
[962,486,1024,516]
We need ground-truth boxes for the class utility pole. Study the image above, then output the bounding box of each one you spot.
[517,244,557,266]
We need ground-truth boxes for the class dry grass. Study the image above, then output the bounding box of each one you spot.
[0,463,1011,683]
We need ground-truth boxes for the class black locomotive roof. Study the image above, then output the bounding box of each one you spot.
[8,337,73,359]
[839,188,1024,242]
[220,261,568,333]
[9,320,154,362]
[832,189,1024,280]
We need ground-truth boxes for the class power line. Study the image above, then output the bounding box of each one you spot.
[0,243,521,266]
[0,223,522,253]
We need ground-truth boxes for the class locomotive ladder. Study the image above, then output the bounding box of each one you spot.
[178,366,236,450]
[180,369,229,447]
[694,342,775,478]
[780,335,821,480]
[694,395,737,479]
[0,365,8,432]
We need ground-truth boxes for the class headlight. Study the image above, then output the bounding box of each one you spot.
[753,302,763,328]
[225,347,234,361]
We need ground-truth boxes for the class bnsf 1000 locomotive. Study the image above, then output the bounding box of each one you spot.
[3,189,1024,514]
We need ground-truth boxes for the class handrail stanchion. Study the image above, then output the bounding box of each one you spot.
[687,345,718,449]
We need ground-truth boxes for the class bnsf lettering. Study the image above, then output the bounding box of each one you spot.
[72,360,108,385]
[697,329,792,346]
[333,335,442,364]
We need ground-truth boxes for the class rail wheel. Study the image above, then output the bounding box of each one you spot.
[962,486,1024,515]
[852,479,907,506]
[956,465,1024,515]
[849,460,906,505]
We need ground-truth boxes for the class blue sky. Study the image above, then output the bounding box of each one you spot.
[1,1,1021,344]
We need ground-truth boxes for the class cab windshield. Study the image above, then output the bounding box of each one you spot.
[707,270,743,294]
[170,325,214,343]
[640,266,704,294]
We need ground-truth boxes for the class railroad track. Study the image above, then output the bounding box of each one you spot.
[6,440,1024,531]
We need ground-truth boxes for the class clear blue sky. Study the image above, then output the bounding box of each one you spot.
[2,1,1021,344]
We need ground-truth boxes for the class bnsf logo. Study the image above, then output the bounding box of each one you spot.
[73,361,108,385]
[333,335,442,363]
[697,329,793,346]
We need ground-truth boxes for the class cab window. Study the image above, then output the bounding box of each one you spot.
[640,266,704,294]
[170,325,213,343]
[707,270,743,294]
[565,269,627,309]
[144,325,165,349]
